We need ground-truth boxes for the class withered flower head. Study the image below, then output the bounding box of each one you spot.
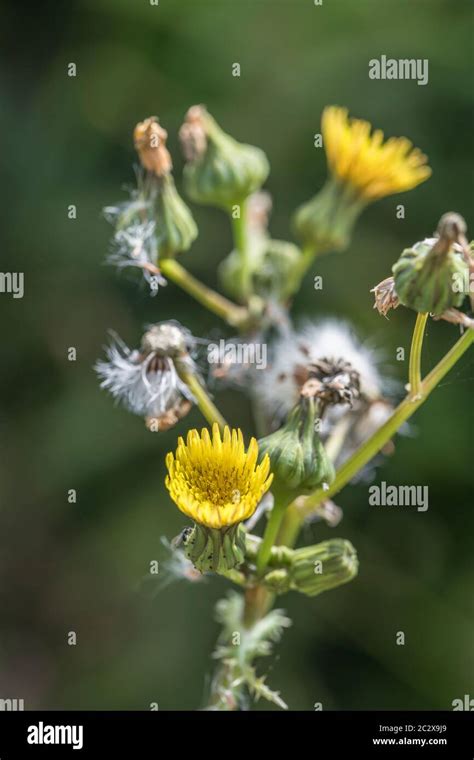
[371,276,400,317]
[436,212,467,248]
[179,105,208,162]
[298,357,361,410]
[255,321,383,423]
[134,117,173,176]
[179,104,269,209]
[392,221,469,315]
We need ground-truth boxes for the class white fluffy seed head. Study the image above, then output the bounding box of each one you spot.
[95,332,194,417]
[255,320,384,421]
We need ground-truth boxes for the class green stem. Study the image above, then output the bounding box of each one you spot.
[230,201,251,300]
[408,312,429,398]
[284,243,320,297]
[243,585,274,628]
[175,366,227,431]
[291,243,317,287]
[255,501,288,576]
[299,327,474,518]
[160,258,249,328]
[275,501,303,548]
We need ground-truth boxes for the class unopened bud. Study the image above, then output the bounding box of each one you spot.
[258,398,335,506]
[155,174,198,258]
[220,237,301,303]
[289,539,358,597]
[393,228,469,315]
[180,105,269,210]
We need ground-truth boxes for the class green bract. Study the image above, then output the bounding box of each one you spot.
[393,238,468,315]
[293,178,365,254]
[183,523,246,574]
[219,237,301,303]
[288,539,358,597]
[155,174,198,259]
[262,539,359,597]
[258,399,335,506]
[182,107,269,210]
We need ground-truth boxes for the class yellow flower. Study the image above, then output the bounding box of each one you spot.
[165,424,273,530]
[322,106,431,201]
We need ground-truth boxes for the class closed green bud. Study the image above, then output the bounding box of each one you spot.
[133,116,198,259]
[293,178,365,254]
[289,539,358,597]
[252,537,358,597]
[220,238,301,303]
[182,523,246,574]
[253,240,302,300]
[258,398,335,506]
[180,106,269,210]
[219,191,301,302]
[393,233,468,315]
[155,174,198,259]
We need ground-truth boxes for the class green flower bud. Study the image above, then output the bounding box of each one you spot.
[253,240,302,300]
[219,191,301,302]
[155,174,198,259]
[251,536,358,597]
[289,539,358,597]
[219,238,301,303]
[258,398,335,506]
[180,106,269,210]
[182,523,246,574]
[293,178,365,254]
[133,117,198,260]
[392,236,468,315]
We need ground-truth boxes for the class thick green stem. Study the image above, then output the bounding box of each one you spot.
[408,312,429,398]
[160,258,249,328]
[176,366,227,431]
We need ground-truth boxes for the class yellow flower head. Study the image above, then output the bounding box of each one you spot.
[322,106,431,201]
[165,424,273,530]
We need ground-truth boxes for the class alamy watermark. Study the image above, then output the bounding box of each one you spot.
[452,694,474,711]
[0,697,24,710]
[207,339,267,370]
[452,270,474,294]
[27,721,83,750]
[369,56,429,86]
[0,272,24,299]
[369,481,429,512]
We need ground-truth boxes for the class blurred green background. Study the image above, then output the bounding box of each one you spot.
[0,0,473,710]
